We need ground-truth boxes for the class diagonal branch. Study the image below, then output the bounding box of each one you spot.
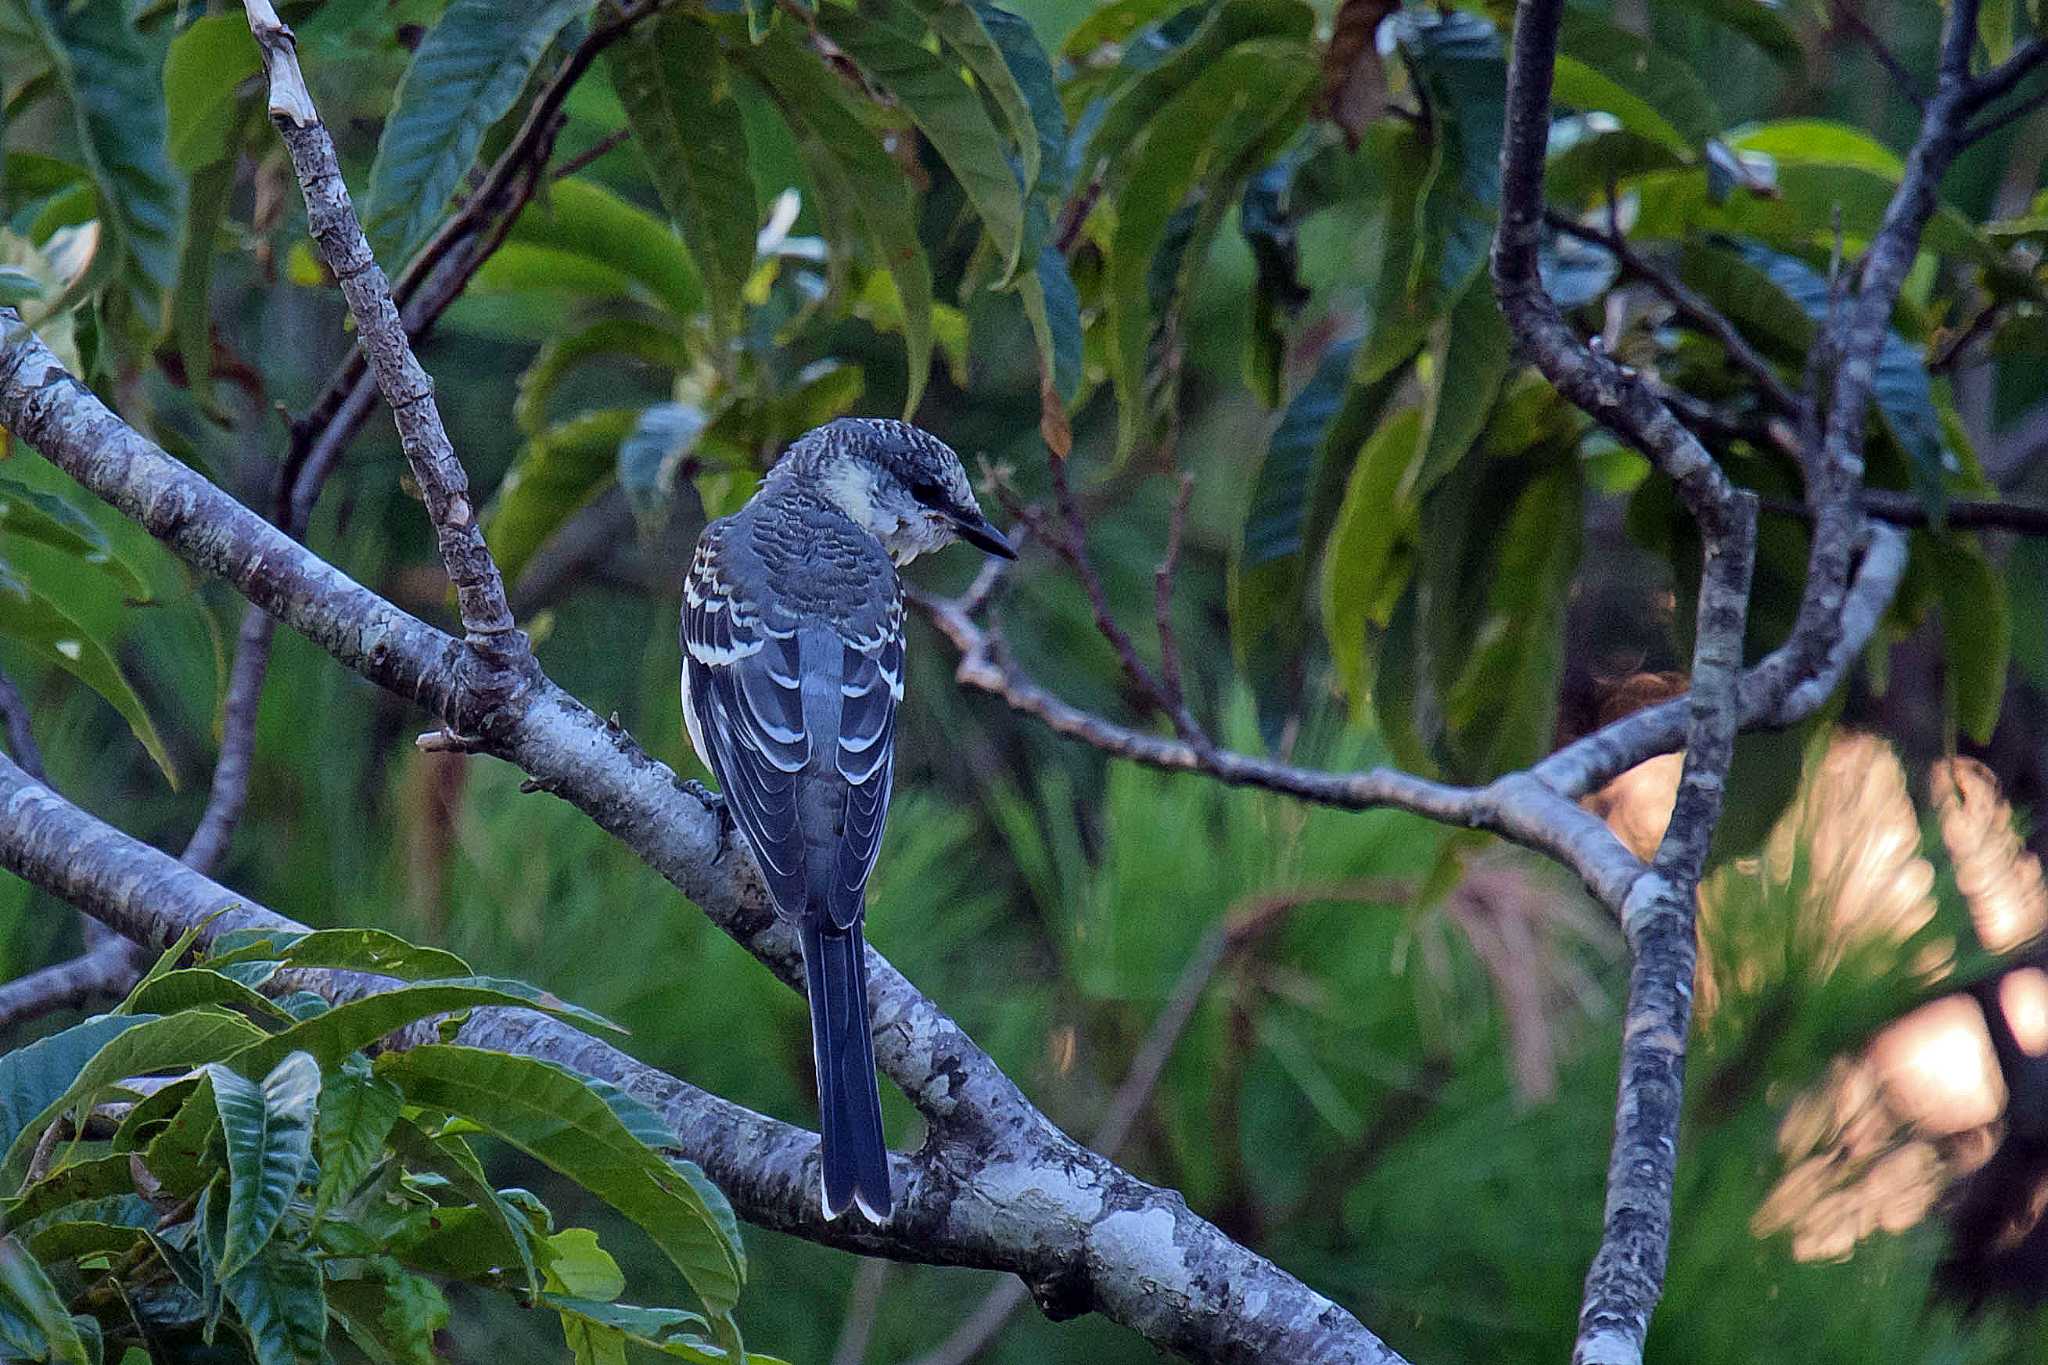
[0,309,1404,1365]
[244,0,525,662]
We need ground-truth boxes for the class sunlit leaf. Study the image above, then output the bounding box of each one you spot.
[0,477,151,599]
[366,0,597,266]
[1553,8,1722,154]
[506,178,703,324]
[1321,405,1424,711]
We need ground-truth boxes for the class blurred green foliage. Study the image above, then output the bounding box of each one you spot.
[2,0,2048,1359]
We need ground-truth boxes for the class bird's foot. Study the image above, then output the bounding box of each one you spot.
[683,780,735,843]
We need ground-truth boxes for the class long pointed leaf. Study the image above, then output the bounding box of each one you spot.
[208,1052,321,1278]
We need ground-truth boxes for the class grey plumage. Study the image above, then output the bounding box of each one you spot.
[680,418,1012,1222]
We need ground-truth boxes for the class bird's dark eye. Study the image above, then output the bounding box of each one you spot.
[908,478,944,507]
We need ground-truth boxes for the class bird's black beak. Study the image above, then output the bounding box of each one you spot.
[950,511,1017,559]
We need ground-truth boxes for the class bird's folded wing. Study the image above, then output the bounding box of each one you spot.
[826,604,902,930]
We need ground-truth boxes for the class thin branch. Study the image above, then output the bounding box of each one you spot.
[245,1,528,661]
[1965,81,2048,146]
[1828,0,1928,106]
[0,310,1408,1365]
[551,126,634,182]
[1153,473,1197,727]
[1544,210,1806,422]
[1966,36,2048,112]
[1760,488,2048,534]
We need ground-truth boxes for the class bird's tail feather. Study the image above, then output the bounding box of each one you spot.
[801,917,892,1222]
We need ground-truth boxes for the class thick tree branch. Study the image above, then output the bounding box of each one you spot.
[0,312,1402,1365]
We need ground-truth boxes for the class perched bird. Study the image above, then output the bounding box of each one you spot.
[680,418,1015,1222]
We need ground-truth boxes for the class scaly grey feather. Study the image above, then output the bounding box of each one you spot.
[679,418,1013,1222]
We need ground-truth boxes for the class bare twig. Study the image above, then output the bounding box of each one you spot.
[1828,0,1928,106]
[1545,210,1807,422]
[1965,82,2048,146]
[244,0,527,663]
[0,304,1408,1365]
[551,127,634,182]
[1153,473,1198,725]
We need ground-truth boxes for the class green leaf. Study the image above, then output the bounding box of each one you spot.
[1926,532,2012,745]
[314,1057,404,1217]
[230,977,624,1081]
[507,178,703,324]
[1663,0,1802,66]
[0,268,44,306]
[1083,0,1315,179]
[381,1118,541,1292]
[19,0,183,291]
[1735,119,1901,178]
[125,969,293,1023]
[1018,245,1083,453]
[233,927,476,982]
[1404,278,1513,502]
[1544,127,1685,208]
[959,0,1066,200]
[162,15,261,173]
[607,12,758,345]
[0,572,176,784]
[1392,9,1504,299]
[4,1155,134,1229]
[1681,242,1953,518]
[1321,406,1424,711]
[0,1236,88,1365]
[207,1052,320,1278]
[1553,8,1722,154]
[544,1296,769,1364]
[167,156,235,419]
[1104,39,1316,456]
[737,26,934,413]
[817,0,1027,279]
[0,478,151,600]
[484,408,641,588]
[365,0,598,267]
[1,1010,268,1184]
[515,313,692,435]
[545,1227,626,1300]
[376,1046,744,1317]
[222,1242,327,1365]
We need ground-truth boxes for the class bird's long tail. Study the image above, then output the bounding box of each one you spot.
[800,917,892,1221]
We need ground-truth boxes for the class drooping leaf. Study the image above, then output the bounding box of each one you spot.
[314,1057,405,1217]
[1553,8,1723,154]
[736,26,934,413]
[484,408,641,588]
[222,1241,327,1365]
[366,0,597,265]
[167,157,235,419]
[817,0,1027,279]
[904,0,1054,199]
[1404,277,1514,502]
[1321,405,1424,711]
[1,1010,267,1183]
[506,178,703,324]
[1680,242,1954,517]
[207,1051,321,1278]
[1104,39,1317,456]
[607,11,758,346]
[376,1046,744,1318]
[20,0,183,292]
[229,978,626,1080]
[124,968,294,1023]
[1018,244,1084,454]
[545,1295,778,1364]
[1082,0,1316,180]
[0,570,175,784]
[162,15,262,173]
[1392,8,1504,299]
[1925,531,2012,746]
[0,478,151,599]
[0,1236,88,1365]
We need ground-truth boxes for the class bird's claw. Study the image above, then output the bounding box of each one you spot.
[683,780,735,843]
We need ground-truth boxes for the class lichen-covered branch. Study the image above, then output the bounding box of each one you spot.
[0,310,1403,1365]
[242,0,525,660]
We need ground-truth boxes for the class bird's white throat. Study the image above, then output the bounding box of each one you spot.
[815,460,949,566]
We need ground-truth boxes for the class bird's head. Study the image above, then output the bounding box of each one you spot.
[779,417,1016,566]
